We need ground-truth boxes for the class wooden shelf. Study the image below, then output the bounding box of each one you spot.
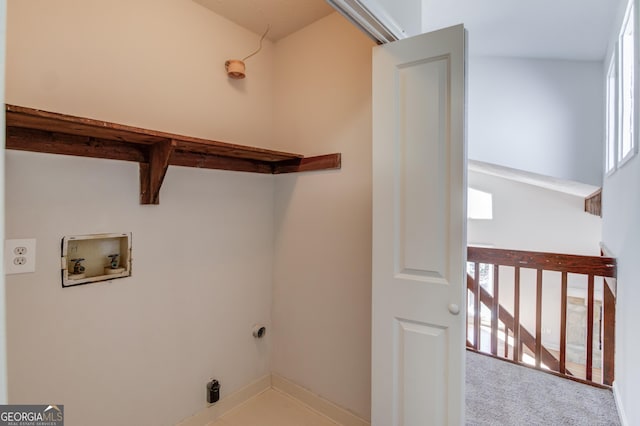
[6,104,341,204]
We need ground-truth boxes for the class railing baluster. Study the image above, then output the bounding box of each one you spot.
[586,274,595,381]
[603,277,616,386]
[513,266,520,362]
[491,264,499,356]
[535,269,543,368]
[466,272,470,348]
[473,262,480,350]
[560,271,568,375]
[503,326,509,358]
[598,306,602,350]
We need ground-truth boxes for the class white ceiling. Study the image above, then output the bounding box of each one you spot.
[422,0,623,60]
[194,0,623,60]
[192,0,334,41]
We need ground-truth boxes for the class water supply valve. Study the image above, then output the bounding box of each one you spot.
[70,258,86,275]
[107,254,119,269]
[207,379,220,404]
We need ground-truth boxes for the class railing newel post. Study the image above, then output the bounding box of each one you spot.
[586,274,595,382]
[473,262,480,350]
[560,272,568,375]
[603,277,616,386]
[535,269,543,368]
[491,264,499,356]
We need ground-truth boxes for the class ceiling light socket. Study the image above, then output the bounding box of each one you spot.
[225,59,246,79]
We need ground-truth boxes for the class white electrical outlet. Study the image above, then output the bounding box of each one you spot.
[5,239,36,274]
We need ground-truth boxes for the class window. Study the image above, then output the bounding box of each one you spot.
[619,1,635,164]
[605,55,617,174]
[467,188,493,220]
[605,0,637,174]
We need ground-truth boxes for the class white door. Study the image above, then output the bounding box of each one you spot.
[372,25,467,426]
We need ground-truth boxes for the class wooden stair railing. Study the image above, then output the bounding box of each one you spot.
[466,274,562,372]
[466,246,617,386]
[585,188,602,217]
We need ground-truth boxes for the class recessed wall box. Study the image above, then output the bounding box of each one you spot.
[61,233,132,288]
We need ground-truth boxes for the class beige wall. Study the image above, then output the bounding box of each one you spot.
[6,1,275,425]
[7,0,274,147]
[468,171,602,255]
[272,13,374,421]
[6,153,274,426]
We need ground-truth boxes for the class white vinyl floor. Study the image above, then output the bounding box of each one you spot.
[208,389,339,426]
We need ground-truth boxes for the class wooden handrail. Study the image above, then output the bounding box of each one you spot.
[467,246,616,277]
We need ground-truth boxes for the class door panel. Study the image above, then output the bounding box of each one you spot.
[372,24,467,426]
[398,57,448,277]
[396,319,447,425]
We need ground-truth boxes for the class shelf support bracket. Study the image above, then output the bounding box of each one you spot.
[140,139,176,205]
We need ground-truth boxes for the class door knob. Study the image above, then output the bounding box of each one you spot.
[448,304,460,315]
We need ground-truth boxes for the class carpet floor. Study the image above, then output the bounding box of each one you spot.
[466,351,621,426]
